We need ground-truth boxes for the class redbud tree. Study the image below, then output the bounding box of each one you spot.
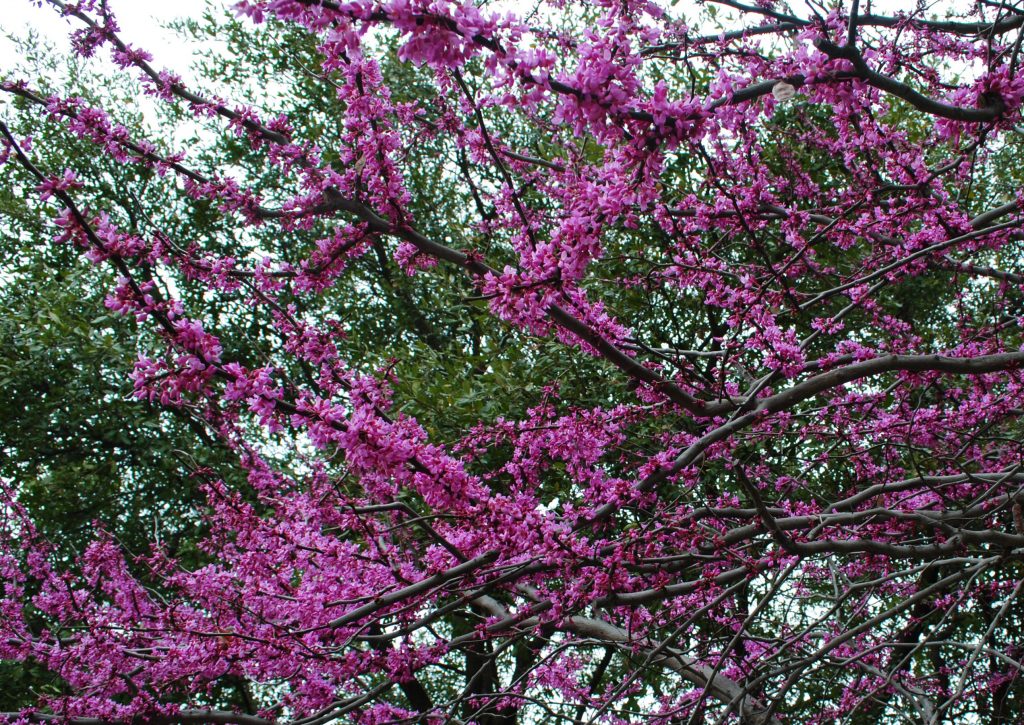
[3,0,1024,722]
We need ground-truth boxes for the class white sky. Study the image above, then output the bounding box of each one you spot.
[0,0,963,69]
[1,0,211,69]
[0,0,951,116]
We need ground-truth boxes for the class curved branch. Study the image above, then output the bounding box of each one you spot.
[815,38,1006,122]
[563,616,783,725]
